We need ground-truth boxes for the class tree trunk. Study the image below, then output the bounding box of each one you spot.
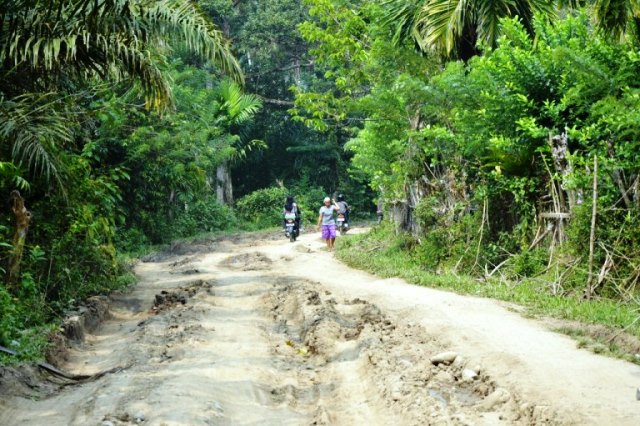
[216,163,234,205]
[293,58,301,86]
[549,132,576,212]
[397,111,424,233]
[546,131,577,245]
[406,181,426,234]
[7,190,31,292]
[390,200,412,234]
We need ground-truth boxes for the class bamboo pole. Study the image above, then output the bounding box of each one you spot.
[586,156,598,299]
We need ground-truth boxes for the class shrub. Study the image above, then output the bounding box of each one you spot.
[236,186,288,229]
[127,195,236,244]
[116,227,151,253]
[174,198,237,235]
[511,248,547,278]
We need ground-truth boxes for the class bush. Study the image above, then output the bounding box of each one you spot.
[0,285,19,346]
[128,195,236,244]
[174,198,237,236]
[510,248,547,278]
[414,197,440,229]
[116,227,150,253]
[236,186,288,229]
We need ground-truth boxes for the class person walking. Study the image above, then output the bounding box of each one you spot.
[317,196,340,251]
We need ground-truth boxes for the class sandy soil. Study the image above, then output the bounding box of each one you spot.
[1,229,639,425]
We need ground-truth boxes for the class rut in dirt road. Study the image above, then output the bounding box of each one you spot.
[0,232,633,425]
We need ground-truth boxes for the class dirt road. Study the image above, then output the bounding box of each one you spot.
[1,230,639,425]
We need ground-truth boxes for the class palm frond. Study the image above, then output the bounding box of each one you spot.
[146,0,243,84]
[217,79,262,125]
[231,139,267,161]
[0,93,70,189]
[475,0,512,47]
[421,0,471,54]
[593,0,634,39]
[381,0,557,57]
[514,0,557,32]
[382,0,428,49]
[0,0,243,108]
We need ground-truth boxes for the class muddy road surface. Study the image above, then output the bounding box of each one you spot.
[1,230,639,425]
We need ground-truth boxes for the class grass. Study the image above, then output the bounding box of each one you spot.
[0,324,57,365]
[335,223,640,363]
[554,325,640,362]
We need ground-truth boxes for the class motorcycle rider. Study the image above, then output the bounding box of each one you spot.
[283,196,301,235]
[335,193,350,228]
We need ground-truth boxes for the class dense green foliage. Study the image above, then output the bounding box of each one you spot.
[0,0,372,360]
[382,0,557,59]
[295,0,640,307]
[93,62,257,245]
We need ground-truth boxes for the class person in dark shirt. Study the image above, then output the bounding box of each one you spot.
[336,193,350,226]
[283,196,301,233]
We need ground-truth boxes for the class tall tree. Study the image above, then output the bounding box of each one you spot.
[201,0,355,197]
[214,79,263,204]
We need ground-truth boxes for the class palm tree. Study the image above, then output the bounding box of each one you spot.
[213,79,263,204]
[383,0,556,59]
[0,93,71,189]
[0,0,243,182]
[590,0,640,40]
[217,79,263,128]
[1,0,242,103]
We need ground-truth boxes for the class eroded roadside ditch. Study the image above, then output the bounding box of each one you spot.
[0,236,564,425]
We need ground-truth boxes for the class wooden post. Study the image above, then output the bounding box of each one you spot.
[7,190,32,292]
[586,156,598,299]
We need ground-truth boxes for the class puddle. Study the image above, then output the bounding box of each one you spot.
[428,388,449,409]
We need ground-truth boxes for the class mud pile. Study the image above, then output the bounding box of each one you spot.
[220,251,273,271]
[152,279,213,312]
[268,281,559,425]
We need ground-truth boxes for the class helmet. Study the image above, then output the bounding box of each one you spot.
[337,194,345,202]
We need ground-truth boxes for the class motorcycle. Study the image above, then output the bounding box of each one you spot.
[336,213,349,235]
[284,212,298,242]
